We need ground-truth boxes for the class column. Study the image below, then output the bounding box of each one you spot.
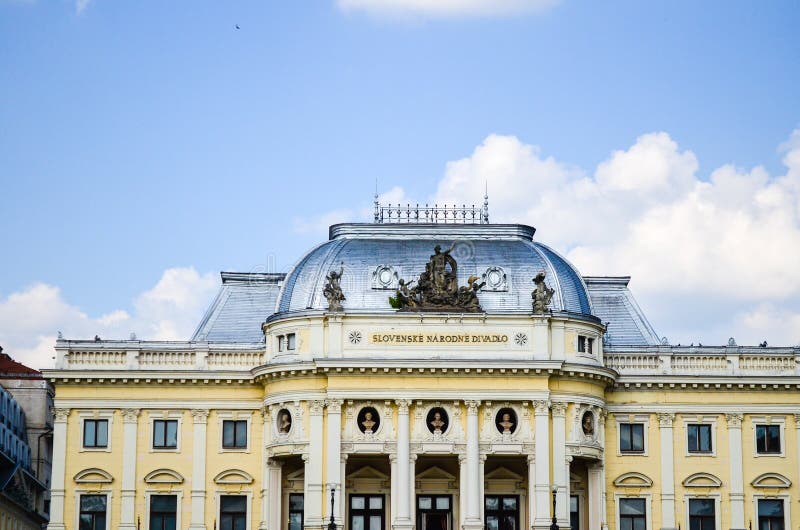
[326,399,344,525]
[527,455,536,530]
[726,413,746,530]
[267,459,284,530]
[305,400,326,529]
[340,454,349,525]
[657,413,676,530]
[120,409,141,530]
[479,454,487,522]
[394,399,413,530]
[587,464,604,530]
[260,407,271,530]
[410,453,417,527]
[464,400,483,530]
[190,409,210,530]
[391,454,399,528]
[459,454,468,528]
[550,402,568,526]
[46,408,69,530]
[532,400,551,529]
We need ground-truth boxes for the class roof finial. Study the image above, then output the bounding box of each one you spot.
[483,181,490,223]
[374,179,380,223]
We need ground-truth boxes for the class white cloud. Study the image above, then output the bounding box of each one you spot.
[0,267,218,370]
[75,0,92,14]
[292,186,412,235]
[337,0,559,18]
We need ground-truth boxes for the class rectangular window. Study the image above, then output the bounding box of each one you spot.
[79,494,107,530]
[153,420,178,449]
[83,419,108,448]
[485,495,519,530]
[351,495,385,530]
[278,335,285,352]
[150,495,177,530]
[756,425,781,454]
[758,499,784,530]
[619,423,645,453]
[689,499,715,530]
[619,498,646,530]
[220,495,247,530]
[687,424,713,453]
[289,494,304,530]
[222,420,247,449]
[578,336,594,354]
[286,333,296,350]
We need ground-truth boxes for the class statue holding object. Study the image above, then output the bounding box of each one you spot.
[323,264,346,312]
[531,272,554,314]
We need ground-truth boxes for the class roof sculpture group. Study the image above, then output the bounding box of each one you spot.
[322,244,555,314]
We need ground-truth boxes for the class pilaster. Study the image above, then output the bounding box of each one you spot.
[532,400,551,529]
[726,413,746,530]
[550,402,568,526]
[394,399,413,530]
[657,413,676,530]
[46,407,70,530]
[305,400,326,529]
[463,400,483,530]
[120,408,141,530]
[326,399,344,525]
[189,409,209,530]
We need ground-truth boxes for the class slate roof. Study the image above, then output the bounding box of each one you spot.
[584,276,661,346]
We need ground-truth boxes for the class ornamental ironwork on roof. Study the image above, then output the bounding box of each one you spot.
[373,194,489,224]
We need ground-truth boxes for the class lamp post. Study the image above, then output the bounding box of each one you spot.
[329,486,337,530]
[550,485,559,530]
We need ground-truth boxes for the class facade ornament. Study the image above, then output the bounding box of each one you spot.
[278,410,292,434]
[371,265,399,290]
[396,399,411,414]
[323,264,346,312]
[498,412,515,434]
[260,405,270,422]
[465,400,481,415]
[581,411,595,436]
[391,244,485,312]
[482,266,508,292]
[533,400,550,415]
[122,408,141,423]
[531,272,555,314]
[429,411,446,434]
[551,402,568,417]
[728,337,737,347]
[53,407,71,422]
[657,413,675,427]
[309,400,326,416]
[191,409,210,424]
[361,411,377,434]
[726,413,743,428]
[326,398,343,414]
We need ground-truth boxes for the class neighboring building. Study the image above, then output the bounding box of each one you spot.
[0,347,51,529]
[43,204,800,530]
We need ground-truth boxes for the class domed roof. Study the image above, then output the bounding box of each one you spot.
[276,223,593,317]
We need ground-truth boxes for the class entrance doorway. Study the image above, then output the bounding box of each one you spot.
[484,495,519,530]
[350,494,385,530]
[570,495,579,530]
[288,494,304,530]
[417,495,452,530]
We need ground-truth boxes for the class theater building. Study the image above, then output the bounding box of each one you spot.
[44,204,800,530]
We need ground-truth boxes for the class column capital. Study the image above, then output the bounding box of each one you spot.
[533,400,550,415]
[794,413,800,425]
[191,409,210,424]
[326,398,343,413]
[527,454,535,464]
[657,413,675,427]
[261,405,271,421]
[396,399,411,413]
[726,413,743,428]
[309,400,326,416]
[465,400,481,415]
[122,408,141,424]
[551,402,568,417]
[53,407,71,423]
[267,458,284,468]
[458,453,468,465]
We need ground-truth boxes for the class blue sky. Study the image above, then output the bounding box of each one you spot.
[1,0,799,367]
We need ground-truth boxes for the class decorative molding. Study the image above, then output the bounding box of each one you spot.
[751,473,792,489]
[682,472,722,488]
[465,400,481,415]
[348,330,363,345]
[122,408,141,423]
[53,407,71,422]
[657,413,675,428]
[396,399,411,414]
[613,472,653,488]
[482,266,508,292]
[551,402,568,417]
[309,400,325,416]
[143,468,185,484]
[191,409,209,424]
[533,400,550,415]
[214,469,255,485]
[74,468,114,484]
[725,413,743,428]
[371,265,399,290]
[326,398,343,414]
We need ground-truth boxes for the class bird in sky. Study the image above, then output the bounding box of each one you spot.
[235,24,240,29]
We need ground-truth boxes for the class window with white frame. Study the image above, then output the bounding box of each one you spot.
[687,424,713,453]
[688,499,715,530]
[277,333,296,352]
[83,419,108,449]
[756,424,782,454]
[79,494,107,530]
[220,495,247,530]
[152,420,178,450]
[578,335,594,354]
[619,498,646,530]
[619,423,645,453]
[758,499,785,530]
[149,495,177,530]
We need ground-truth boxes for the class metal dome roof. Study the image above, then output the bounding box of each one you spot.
[276,223,593,316]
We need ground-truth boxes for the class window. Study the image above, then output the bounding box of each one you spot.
[79,494,107,530]
[278,335,285,352]
[756,425,781,454]
[351,494,385,530]
[153,420,178,449]
[289,494,304,530]
[150,495,177,530]
[619,423,645,453]
[222,420,247,449]
[578,335,594,354]
[687,424,713,453]
[758,499,784,530]
[220,495,247,530]
[689,499,715,530]
[570,495,579,530]
[277,333,296,352]
[485,495,519,530]
[619,498,646,530]
[83,420,108,448]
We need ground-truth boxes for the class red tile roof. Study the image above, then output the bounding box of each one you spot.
[0,351,42,378]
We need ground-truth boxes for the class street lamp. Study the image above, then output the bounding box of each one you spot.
[550,485,559,530]
[328,486,337,530]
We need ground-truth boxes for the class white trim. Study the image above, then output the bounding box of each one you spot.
[614,494,652,530]
[57,399,262,409]
[143,468,185,484]
[77,411,114,452]
[751,416,786,458]
[614,414,649,456]
[74,468,114,484]
[608,404,800,414]
[74,490,113,530]
[215,490,254,530]
[682,416,718,457]
[144,490,183,530]
[682,473,722,488]
[751,473,792,489]
[218,411,253,453]
[683,495,721,530]
[148,410,183,453]
[754,495,791,530]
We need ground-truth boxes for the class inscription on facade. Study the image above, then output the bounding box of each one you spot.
[369,332,508,344]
